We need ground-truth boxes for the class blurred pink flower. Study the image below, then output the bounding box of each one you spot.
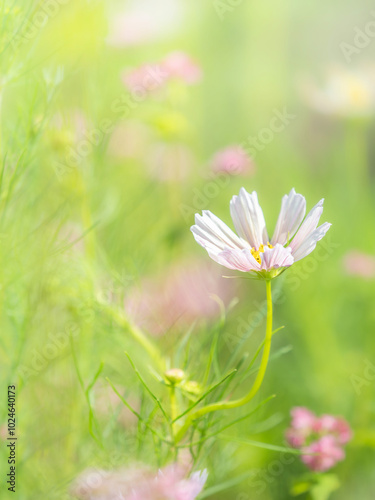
[125,259,235,336]
[313,415,353,445]
[210,146,254,176]
[286,408,316,448]
[122,64,168,95]
[71,464,207,500]
[162,51,202,85]
[122,52,201,95]
[343,250,375,279]
[301,436,345,472]
[333,417,353,445]
[285,407,352,472]
[285,428,307,448]
[291,407,316,430]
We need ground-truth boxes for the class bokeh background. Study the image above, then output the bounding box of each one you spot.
[1,0,375,498]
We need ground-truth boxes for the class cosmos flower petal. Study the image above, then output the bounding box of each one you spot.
[230,188,268,248]
[260,244,294,270]
[271,188,306,245]
[292,222,332,262]
[213,247,261,272]
[290,199,324,254]
[191,210,247,254]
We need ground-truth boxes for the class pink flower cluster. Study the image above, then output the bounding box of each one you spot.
[71,464,207,500]
[286,407,352,472]
[122,51,201,94]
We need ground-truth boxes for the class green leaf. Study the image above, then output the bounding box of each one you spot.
[291,480,312,496]
[106,377,171,444]
[199,471,251,498]
[219,435,302,454]
[125,352,170,424]
[172,369,237,423]
[202,328,220,386]
[178,395,275,448]
[311,474,340,500]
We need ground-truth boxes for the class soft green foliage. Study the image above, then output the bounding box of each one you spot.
[1,1,375,499]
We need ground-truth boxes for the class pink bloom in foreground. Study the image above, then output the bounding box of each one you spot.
[210,145,255,176]
[191,188,331,279]
[71,464,207,500]
[125,259,235,335]
[285,407,352,472]
[343,250,375,279]
[302,436,345,472]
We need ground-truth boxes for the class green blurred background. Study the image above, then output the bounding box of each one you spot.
[1,0,375,498]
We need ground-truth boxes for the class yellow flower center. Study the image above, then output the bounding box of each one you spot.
[251,242,273,264]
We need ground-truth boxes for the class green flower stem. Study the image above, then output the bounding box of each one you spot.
[175,280,273,444]
[170,385,179,437]
[102,303,165,372]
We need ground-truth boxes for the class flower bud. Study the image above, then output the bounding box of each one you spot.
[164,368,185,385]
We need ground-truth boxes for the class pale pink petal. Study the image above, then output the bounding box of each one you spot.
[230,188,268,248]
[260,244,294,270]
[271,188,306,246]
[214,247,260,272]
[289,199,324,253]
[292,222,331,262]
[191,210,247,256]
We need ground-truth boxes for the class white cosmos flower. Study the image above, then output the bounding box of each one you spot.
[191,188,331,279]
